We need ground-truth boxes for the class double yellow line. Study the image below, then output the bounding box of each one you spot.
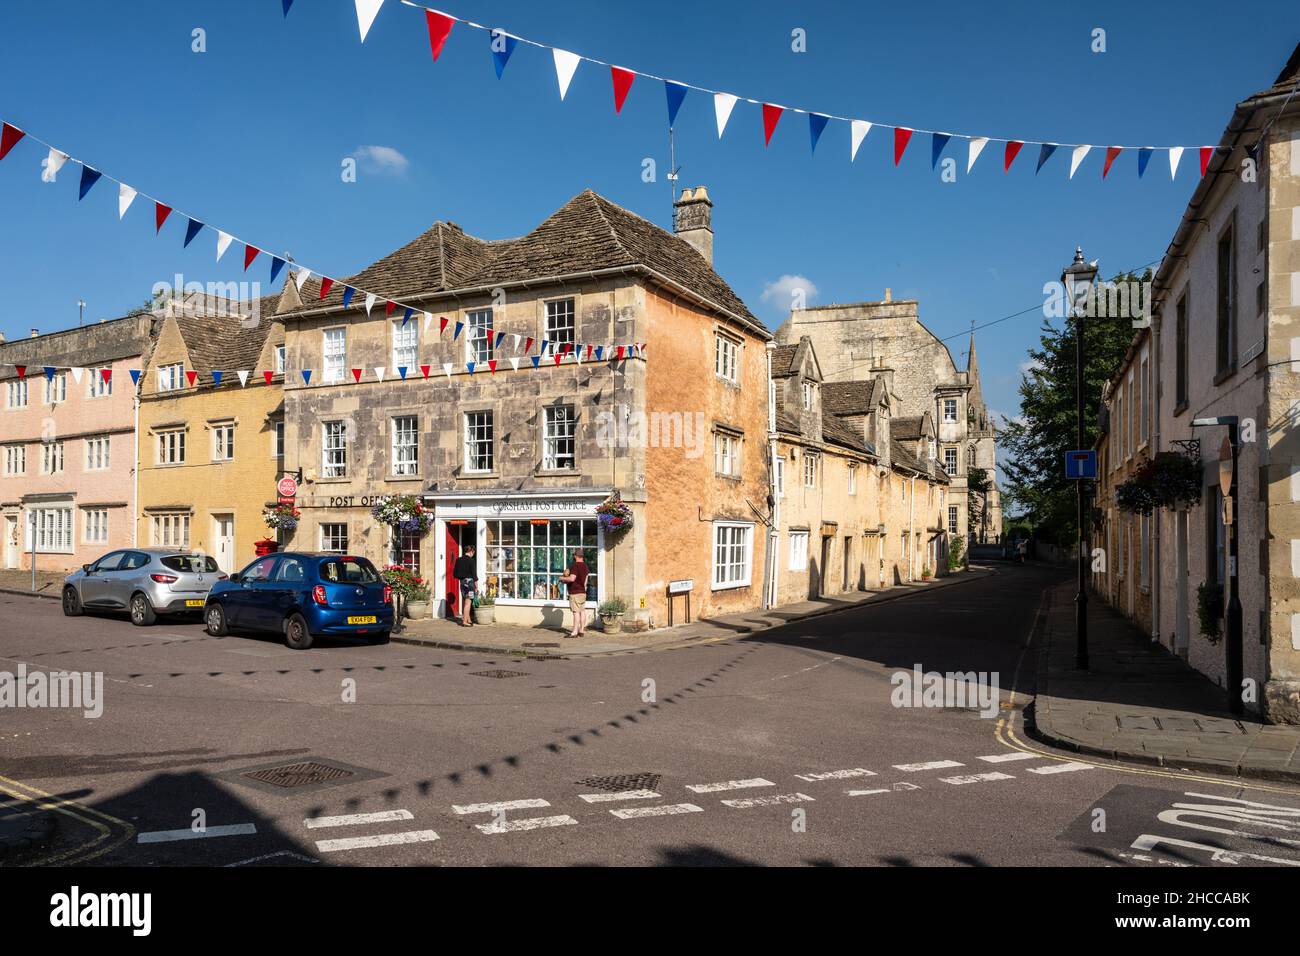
[0,772,135,866]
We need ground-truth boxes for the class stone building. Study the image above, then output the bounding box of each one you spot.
[776,296,1001,548]
[0,316,155,572]
[276,187,771,630]
[135,296,285,572]
[1089,44,1300,722]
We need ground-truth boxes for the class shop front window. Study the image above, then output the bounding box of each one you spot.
[484,518,598,602]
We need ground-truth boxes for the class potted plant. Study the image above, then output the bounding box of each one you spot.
[921,566,933,581]
[371,494,434,534]
[382,564,430,619]
[1116,452,1203,515]
[598,597,627,633]
[262,503,300,532]
[596,493,633,537]
[473,591,496,625]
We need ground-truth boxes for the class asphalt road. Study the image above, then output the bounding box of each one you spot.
[2,564,1299,867]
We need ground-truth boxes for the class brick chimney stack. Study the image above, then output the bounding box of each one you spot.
[673,186,713,266]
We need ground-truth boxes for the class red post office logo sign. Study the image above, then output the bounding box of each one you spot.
[277,475,299,498]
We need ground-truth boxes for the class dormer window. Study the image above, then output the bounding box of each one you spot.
[943,398,958,422]
[802,381,815,411]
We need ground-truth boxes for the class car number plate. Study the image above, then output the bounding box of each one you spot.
[186,600,205,608]
[347,615,378,624]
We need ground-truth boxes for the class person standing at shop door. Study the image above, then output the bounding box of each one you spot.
[559,549,590,639]
[452,545,478,627]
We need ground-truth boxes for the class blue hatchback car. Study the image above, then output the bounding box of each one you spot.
[203,552,393,649]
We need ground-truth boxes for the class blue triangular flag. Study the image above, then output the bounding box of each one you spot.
[494,331,506,349]
[270,257,286,284]
[454,321,463,340]
[183,218,205,248]
[530,355,540,369]
[211,370,223,386]
[491,30,517,79]
[1137,147,1153,179]
[129,369,142,386]
[665,81,688,127]
[282,0,293,16]
[397,367,408,380]
[809,114,830,155]
[931,133,951,170]
[1035,143,1058,174]
[78,166,103,201]
[43,366,55,381]
[301,369,312,385]
[541,339,550,354]
[402,307,413,327]
[342,286,356,307]
[595,346,604,361]
[467,362,476,375]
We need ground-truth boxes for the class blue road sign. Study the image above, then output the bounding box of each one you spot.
[1065,449,1097,479]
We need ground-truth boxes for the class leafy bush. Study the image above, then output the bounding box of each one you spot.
[382,564,429,601]
[947,537,965,571]
[1196,583,1222,642]
[599,597,627,616]
[1117,453,1202,515]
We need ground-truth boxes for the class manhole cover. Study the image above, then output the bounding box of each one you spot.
[470,669,530,679]
[242,761,355,789]
[577,772,662,792]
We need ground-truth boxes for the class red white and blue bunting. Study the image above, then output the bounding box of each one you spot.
[303,1,1218,179]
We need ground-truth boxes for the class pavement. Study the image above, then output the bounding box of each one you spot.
[1030,580,1300,783]
[0,568,63,600]
[393,569,993,657]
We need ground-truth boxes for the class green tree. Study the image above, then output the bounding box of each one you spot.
[967,465,991,541]
[1000,271,1150,547]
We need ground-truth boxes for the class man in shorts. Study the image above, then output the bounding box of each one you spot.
[560,549,590,638]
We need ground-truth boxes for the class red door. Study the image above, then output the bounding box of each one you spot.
[444,521,474,617]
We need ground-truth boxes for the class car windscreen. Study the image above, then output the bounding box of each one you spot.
[161,555,220,574]
[318,558,380,584]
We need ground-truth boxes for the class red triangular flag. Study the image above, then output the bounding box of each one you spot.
[616,346,625,361]
[1199,146,1213,177]
[155,203,173,233]
[14,365,26,380]
[318,278,334,300]
[554,353,563,366]
[99,368,112,383]
[1004,141,1024,172]
[424,9,454,61]
[611,67,635,114]
[0,123,25,162]
[525,337,534,352]
[385,300,398,317]
[263,370,274,385]
[420,364,431,379]
[562,342,574,356]
[243,244,260,270]
[586,345,593,360]
[185,370,197,387]
[488,359,498,374]
[351,368,363,383]
[439,317,448,334]
[1102,146,1122,179]
[893,128,913,166]
[762,104,784,147]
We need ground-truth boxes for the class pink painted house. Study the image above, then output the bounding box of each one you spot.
[0,315,156,573]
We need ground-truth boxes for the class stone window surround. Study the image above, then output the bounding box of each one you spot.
[712,422,744,481]
[153,424,189,467]
[537,397,580,476]
[714,326,742,386]
[389,409,422,480]
[540,294,579,347]
[461,403,499,478]
[390,317,420,373]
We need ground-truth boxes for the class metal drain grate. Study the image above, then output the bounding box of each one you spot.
[576,772,662,792]
[470,669,530,679]
[242,761,355,789]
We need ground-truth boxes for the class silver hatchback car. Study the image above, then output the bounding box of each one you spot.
[63,548,226,626]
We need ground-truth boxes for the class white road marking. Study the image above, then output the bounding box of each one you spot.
[137,823,257,844]
[686,778,774,794]
[304,810,414,829]
[722,792,814,809]
[892,760,964,772]
[315,830,441,852]
[452,798,550,815]
[846,788,892,797]
[578,789,661,803]
[225,851,318,867]
[1027,762,1094,775]
[475,815,578,834]
[939,772,1015,786]
[610,804,704,819]
[976,752,1037,763]
[794,768,876,782]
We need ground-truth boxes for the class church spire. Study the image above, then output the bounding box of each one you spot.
[966,321,979,379]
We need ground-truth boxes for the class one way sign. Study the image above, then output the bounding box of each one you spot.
[1064,449,1097,479]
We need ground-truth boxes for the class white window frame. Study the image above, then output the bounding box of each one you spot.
[543,405,576,471]
[943,398,958,423]
[714,334,739,383]
[948,506,959,535]
[3,444,25,476]
[150,512,191,548]
[467,309,494,364]
[391,415,419,477]
[158,363,184,392]
[88,368,113,398]
[320,523,349,553]
[7,378,28,408]
[802,381,814,410]
[714,431,741,478]
[157,429,186,465]
[85,435,111,471]
[83,508,108,544]
[546,298,576,347]
[41,441,64,475]
[464,410,494,473]
[392,319,419,372]
[712,521,754,590]
[44,372,67,404]
[848,464,857,495]
[275,345,286,375]
[803,452,818,488]
[273,420,284,459]
[28,506,73,553]
[212,422,235,462]
[943,447,958,476]
[789,531,809,572]
[323,327,347,383]
[322,420,348,478]
[774,456,785,498]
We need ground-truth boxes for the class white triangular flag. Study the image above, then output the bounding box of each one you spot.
[216,230,233,262]
[510,357,520,372]
[553,49,581,100]
[967,136,989,173]
[423,312,433,334]
[1168,146,1184,180]
[1069,145,1091,179]
[365,293,377,316]
[118,184,137,220]
[70,367,84,384]
[714,93,738,138]
[850,120,872,162]
[355,0,384,42]
[41,148,68,183]
[373,366,386,382]
[237,370,249,387]
[294,268,312,292]
[512,333,521,350]
[442,362,453,379]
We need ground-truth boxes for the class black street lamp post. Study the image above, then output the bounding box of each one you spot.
[1192,416,1244,715]
[1063,247,1098,670]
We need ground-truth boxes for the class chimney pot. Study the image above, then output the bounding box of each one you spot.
[884,288,892,303]
[673,185,714,266]
[30,328,38,338]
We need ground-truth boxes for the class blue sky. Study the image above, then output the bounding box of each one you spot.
[1,0,1297,438]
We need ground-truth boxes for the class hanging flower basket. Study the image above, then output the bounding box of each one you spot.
[1115,452,1202,516]
[263,503,301,531]
[596,492,633,535]
[371,494,433,534]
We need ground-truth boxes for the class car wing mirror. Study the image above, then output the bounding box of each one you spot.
[82,564,93,574]
[228,573,242,583]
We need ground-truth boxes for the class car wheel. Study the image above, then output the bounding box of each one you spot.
[369,630,390,645]
[62,586,83,617]
[284,612,314,650]
[205,602,228,636]
[129,592,157,627]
